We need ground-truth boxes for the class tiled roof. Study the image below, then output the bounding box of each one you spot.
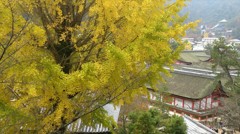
[67,104,120,133]
[183,115,217,134]
[67,121,110,133]
[180,51,210,63]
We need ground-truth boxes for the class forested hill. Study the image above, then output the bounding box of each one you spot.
[182,0,240,25]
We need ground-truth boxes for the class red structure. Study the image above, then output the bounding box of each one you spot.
[151,69,227,121]
[165,86,227,121]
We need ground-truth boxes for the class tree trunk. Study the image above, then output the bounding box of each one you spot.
[51,126,67,134]
[47,32,74,74]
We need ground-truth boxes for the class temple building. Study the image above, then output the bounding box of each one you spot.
[149,51,228,121]
[157,68,227,121]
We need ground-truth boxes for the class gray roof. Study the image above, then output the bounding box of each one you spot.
[180,51,210,63]
[158,69,218,99]
[67,104,120,133]
[177,51,214,70]
[183,115,217,134]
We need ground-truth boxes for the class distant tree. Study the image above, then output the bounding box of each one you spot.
[184,41,193,50]
[210,37,240,86]
[170,40,191,51]
[210,37,240,131]
[170,41,180,51]
[117,95,149,134]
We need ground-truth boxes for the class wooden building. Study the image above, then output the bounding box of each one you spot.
[150,68,227,121]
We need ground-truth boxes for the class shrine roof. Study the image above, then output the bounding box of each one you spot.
[157,69,220,99]
[179,51,210,63]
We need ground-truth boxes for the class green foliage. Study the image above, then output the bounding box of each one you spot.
[170,41,180,51]
[210,37,240,90]
[209,37,240,130]
[127,109,162,134]
[164,115,187,134]
[121,109,187,134]
[0,101,33,133]
[211,38,240,69]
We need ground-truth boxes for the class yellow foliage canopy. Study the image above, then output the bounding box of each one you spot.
[0,0,197,133]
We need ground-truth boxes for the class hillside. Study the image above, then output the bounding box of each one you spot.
[182,0,240,25]
[182,0,240,38]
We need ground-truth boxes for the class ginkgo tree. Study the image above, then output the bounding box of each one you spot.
[0,0,197,133]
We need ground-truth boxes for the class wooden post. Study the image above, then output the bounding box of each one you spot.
[199,99,202,110]
[210,95,213,109]
[192,100,195,110]
[205,97,207,110]
[182,99,184,108]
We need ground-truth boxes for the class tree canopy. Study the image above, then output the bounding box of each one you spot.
[210,38,240,131]
[127,109,163,134]
[0,0,196,133]
[120,109,187,134]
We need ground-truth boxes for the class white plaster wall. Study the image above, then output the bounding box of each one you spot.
[200,99,206,110]
[212,102,218,108]
[149,93,156,100]
[206,97,212,109]
[175,98,183,107]
[194,101,200,110]
[184,100,192,110]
